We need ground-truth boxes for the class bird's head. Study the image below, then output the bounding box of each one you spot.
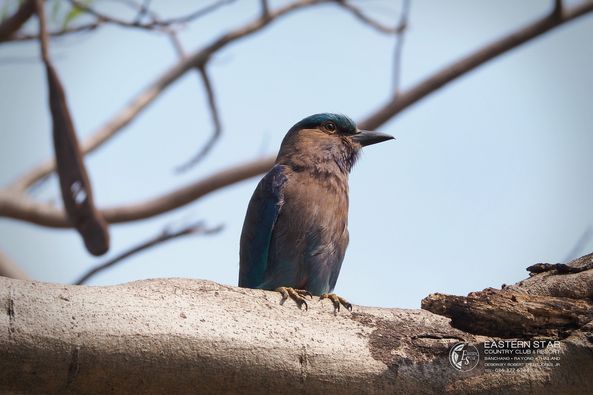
[277,113,394,174]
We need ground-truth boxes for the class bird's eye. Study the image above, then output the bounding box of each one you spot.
[324,122,336,133]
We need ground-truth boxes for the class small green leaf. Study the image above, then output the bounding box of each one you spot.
[62,0,94,29]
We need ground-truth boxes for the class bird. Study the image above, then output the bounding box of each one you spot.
[239,113,394,312]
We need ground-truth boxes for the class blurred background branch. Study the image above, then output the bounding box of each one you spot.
[0,0,592,300]
[0,0,35,42]
[175,64,222,173]
[35,0,110,255]
[1,0,591,229]
[392,0,411,94]
[7,0,329,192]
[75,221,223,284]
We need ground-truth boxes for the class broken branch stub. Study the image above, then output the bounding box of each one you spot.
[44,61,110,255]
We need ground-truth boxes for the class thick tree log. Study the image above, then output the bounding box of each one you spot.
[422,253,593,339]
[2,254,593,394]
[422,289,593,338]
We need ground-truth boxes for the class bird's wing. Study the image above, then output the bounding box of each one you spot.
[239,164,287,288]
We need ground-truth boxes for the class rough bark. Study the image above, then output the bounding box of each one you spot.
[1,253,592,394]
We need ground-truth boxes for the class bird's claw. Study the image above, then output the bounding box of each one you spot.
[275,287,312,310]
[320,293,352,313]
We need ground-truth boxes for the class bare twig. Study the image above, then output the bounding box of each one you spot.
[175,65,222,172]
[68,0,237,31]
[392,0,411,94]
[359,0,593,130]
[2,0,203,44]
[160,0,237,26]
[115,1,223,174]
[336,0,405,34]
[35,0,50,63]
[67,0,157,30]
[159,13,221,173]
[0,0,35,42]
[167,29,186,59]
[74,222,223,284]
[9,0,329,192]
[133,0,152,24]
[7,22,103,42]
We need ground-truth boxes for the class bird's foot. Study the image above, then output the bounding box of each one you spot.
[275,287,312,310]
[320,293,352,313]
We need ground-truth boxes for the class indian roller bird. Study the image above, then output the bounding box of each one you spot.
[239,113,393,311]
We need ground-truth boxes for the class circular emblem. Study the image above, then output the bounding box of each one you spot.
[449,342,480,371]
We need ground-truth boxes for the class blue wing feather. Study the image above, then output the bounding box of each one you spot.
[239,165,287,288]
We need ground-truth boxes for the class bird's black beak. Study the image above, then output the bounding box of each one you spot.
[351,129,395,147]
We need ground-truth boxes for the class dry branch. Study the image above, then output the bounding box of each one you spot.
[360,0,593,130]
[7,22,103,42]
[391,0,410,93]
[0,0,35,42]
[422,253,593,339]
[36,0,110,255]
[175,64,222,172]
[0,157,274,227]
[1,1,592,231]
[422,289,593,338]
[8,0,330,192]
[1,252,592,393]
[68,0,237,30]
[337,0,406,34]
[75,222,223,285]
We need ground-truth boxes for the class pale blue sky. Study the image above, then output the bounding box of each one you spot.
[1,0,592,308]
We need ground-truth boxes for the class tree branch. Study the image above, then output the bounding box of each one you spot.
[392,0,411,94]
[260,0,270,18]
[1,252,592,393]
[422,252,593,338]
[336,0,406,34]
[7,22,103,42]
[0,157,274,227]
[8,0,329,192]
[0,0,35,42]
[158,0,238,27]
[360,0,593,130]
[3,1,593,229]
[133,0,152,24]
[66,0,162,31]
[35,0,110,255]
[175,65,222,172]
[74,222,223,285]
